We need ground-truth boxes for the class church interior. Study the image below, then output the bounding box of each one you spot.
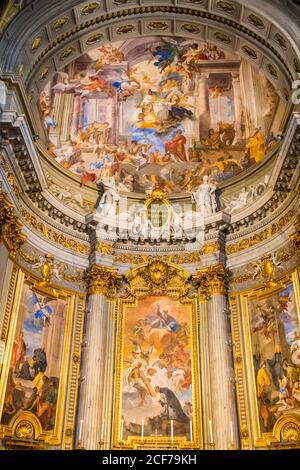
[0,0,300,451]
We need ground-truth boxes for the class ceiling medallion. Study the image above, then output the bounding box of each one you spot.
[213,31,231,43]
[181,23,201,34]
[116,24,135,34]
[39,66,49,81]
[242,45,257,60]
[31,36,42,51]
[274,33,287,50]
[267,63,278,78]
[59,47,75,60]
[52,16,69,31]
[216,1,235,13]
[86,32,104,44]
[189,0,203,3]
[247,14,264,29]
[147,22,168,31]
[81,2,100,15]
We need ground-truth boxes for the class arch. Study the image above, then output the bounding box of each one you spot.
[0,1,298,102]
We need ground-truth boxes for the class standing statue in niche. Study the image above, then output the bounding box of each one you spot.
[96,176,119,217]
[191,175,217,216]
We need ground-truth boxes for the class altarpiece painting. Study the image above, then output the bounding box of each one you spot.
[0,279,73,444]
[115,295,200,448]
[248,284,300,434]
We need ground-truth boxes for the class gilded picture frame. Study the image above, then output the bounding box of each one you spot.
[112,262,202,449]
[0,268,82,448]
[230,270,300,449]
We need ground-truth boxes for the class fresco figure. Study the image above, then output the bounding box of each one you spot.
[11,332,26,374]
[249,286,300,433]
[246,128,266,163]
[155,386,190,422]
[165,129,187,161]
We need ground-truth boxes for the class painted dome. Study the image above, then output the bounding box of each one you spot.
[40,36,283,195]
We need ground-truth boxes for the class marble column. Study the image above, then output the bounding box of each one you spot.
[195,264,239,450]
[76,265,120,450]
[197,73,211,139]
[231,72,243,143]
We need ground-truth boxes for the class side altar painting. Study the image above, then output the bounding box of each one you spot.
[119,296,196,443]
[1,284,67,432]
[40,36,280,194]
[248,284,300,434]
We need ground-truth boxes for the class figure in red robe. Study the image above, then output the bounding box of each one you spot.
[165,129,187,161]
[11,332,26,374]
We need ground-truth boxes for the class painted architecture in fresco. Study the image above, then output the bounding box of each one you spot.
[1,285,66,431]
[249,285,300,433]
[40,37,280,194]
[121,297,193,440]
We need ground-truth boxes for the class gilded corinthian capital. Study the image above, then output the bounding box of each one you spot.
[0,184,26,255]
[192,263,231,298]
[86,264,122,297]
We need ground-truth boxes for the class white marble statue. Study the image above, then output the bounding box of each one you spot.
[224,175,270,214]
[131,208,150,239]
[96,176,120,217]
[171,206,184,239]
[224,187,249,214]
[192,175,217,216]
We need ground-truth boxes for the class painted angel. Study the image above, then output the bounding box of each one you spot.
[251,305,276,341]
[112,70,140,101]
[130,340,153,365]
[149,38,181,71]
[28,293,53,328]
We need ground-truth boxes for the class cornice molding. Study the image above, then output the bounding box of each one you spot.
[1,1,299,100]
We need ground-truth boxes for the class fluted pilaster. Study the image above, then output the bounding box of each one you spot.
[76,265,121,449]
[193,264,238,450]
[197,299,213,449]
[208,292,238,449]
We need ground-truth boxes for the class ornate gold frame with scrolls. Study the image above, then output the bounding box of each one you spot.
[112,260,202,449]
[230,269,300,449]
[0,267,85,449]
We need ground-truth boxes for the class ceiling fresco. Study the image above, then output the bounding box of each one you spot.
[40,36,281,195]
